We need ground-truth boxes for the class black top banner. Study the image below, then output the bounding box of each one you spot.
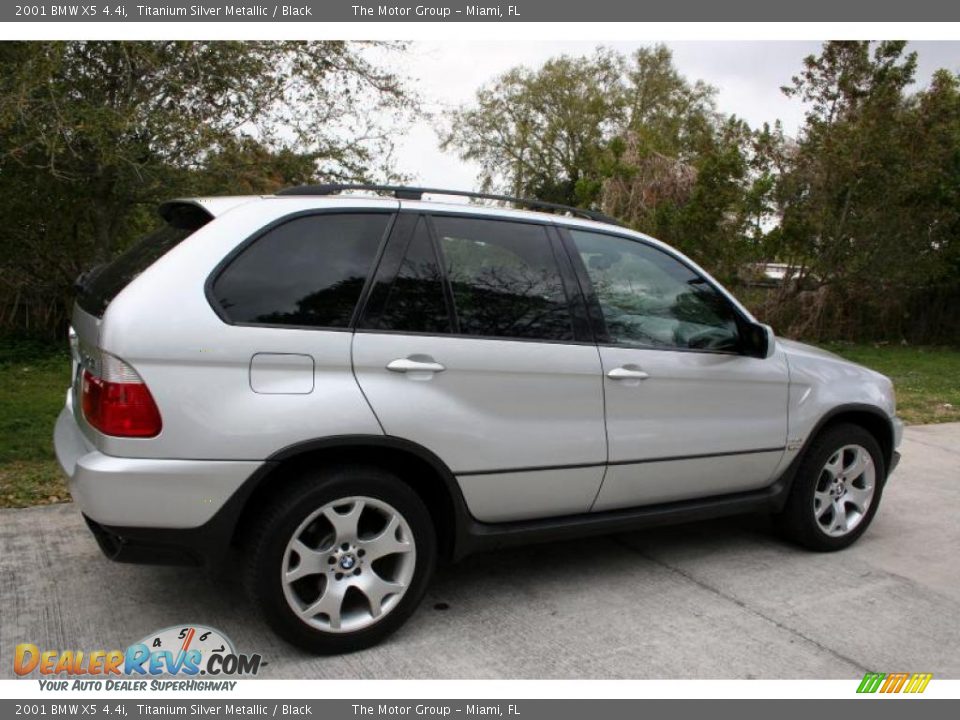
[5,0,960,22]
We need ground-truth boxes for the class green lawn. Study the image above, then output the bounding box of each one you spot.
[0,341,957,509]
[0,344,70,508]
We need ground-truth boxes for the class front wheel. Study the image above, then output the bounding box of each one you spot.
[777,423,886,551]
[244,465,436,654]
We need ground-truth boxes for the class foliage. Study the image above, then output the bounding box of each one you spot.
[765,42,960,342]
[441,48,624,204]
[0,41,418,338]
[1,40,957,346]
[441,46,717,207]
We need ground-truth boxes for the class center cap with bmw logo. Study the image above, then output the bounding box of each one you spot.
[339,554,357,570]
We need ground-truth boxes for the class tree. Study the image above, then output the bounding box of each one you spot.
[440,48,624,205]
[621,44,717,160]
[601,116,774,282]
[440,45,719,208]
[769,41,960,342]
[0,41,418,336]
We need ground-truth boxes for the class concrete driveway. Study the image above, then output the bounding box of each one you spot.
[2,423,958,679]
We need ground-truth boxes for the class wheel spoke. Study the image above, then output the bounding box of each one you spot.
[285,539,326,582]
[358,572,404,618]
[300,581,347,630]
[359,514,412,561]
[824,451,843,478]
[323,500,365,543]
[829,501,848,534]
[844,448,871,481]
[846,484,873,513]
[814,491,832,519]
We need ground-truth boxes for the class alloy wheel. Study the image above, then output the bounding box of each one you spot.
[281,496,417,634]
[813,444,876,537]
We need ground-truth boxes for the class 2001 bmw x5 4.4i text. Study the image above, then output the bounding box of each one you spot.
[54,185,903,654]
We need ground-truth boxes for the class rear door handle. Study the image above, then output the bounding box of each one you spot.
[607,366,650,381]
[386,357,446,374]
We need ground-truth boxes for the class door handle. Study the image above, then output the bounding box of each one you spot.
[386,357,446,374]
[607,366,650,381]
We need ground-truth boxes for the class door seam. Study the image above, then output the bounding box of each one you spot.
[588,341,611,513]
[349,332,386,436]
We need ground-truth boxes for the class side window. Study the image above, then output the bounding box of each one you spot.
[212,213,390,328]
[433,216,574,342]
[568,229,740,352]
[369,217,452,334]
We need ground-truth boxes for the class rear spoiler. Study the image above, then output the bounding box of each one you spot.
[157,196,257,229]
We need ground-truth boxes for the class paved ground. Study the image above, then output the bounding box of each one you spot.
[2,423,958,679]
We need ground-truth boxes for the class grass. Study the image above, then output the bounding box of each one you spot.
[0,340,957,509]
[0,342,70,508]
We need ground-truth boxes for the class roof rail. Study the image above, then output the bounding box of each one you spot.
[275,184,625,227]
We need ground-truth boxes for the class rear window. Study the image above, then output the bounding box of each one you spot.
[76,223,198,318]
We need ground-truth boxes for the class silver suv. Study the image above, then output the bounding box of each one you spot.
[54,185,903,654]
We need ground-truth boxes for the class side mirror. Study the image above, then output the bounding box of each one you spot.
[743,322,776,359]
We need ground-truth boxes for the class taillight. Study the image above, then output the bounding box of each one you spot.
[81,353,162,438]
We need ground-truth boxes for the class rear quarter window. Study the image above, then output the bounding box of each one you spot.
[210,212,391,329]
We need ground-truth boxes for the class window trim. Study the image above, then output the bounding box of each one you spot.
[353,326,600,348]
[357,211,594,346]
[555,225,753,356]
[204,208,397,332]
[545,223,596,343]
[424,214,461,335]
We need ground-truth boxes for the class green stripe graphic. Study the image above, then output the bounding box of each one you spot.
[857,673,886,693]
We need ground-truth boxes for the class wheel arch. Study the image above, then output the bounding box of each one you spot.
[801,404,895,477]
[231,435,472,563]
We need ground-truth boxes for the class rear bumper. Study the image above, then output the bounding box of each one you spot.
[83,514,206,566]
[55,406,265,566]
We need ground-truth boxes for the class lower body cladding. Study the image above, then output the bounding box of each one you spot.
[456,449,786,522]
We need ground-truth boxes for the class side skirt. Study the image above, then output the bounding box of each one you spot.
[452,473,793,561]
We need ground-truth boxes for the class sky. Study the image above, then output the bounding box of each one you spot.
[391,40,960,193]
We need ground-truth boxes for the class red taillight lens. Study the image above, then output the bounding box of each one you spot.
[81,361,162,438]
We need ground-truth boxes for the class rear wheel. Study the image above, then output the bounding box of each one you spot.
[245,465,436,654]
[777,423,885,551]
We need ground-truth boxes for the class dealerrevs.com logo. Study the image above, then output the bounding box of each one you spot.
[857,672,933,694]
[14,625,265,691]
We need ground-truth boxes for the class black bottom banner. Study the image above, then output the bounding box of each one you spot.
[1,700,957,720]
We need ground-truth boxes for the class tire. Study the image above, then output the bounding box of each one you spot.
[244,464,436,654]
[777,423,886,552]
